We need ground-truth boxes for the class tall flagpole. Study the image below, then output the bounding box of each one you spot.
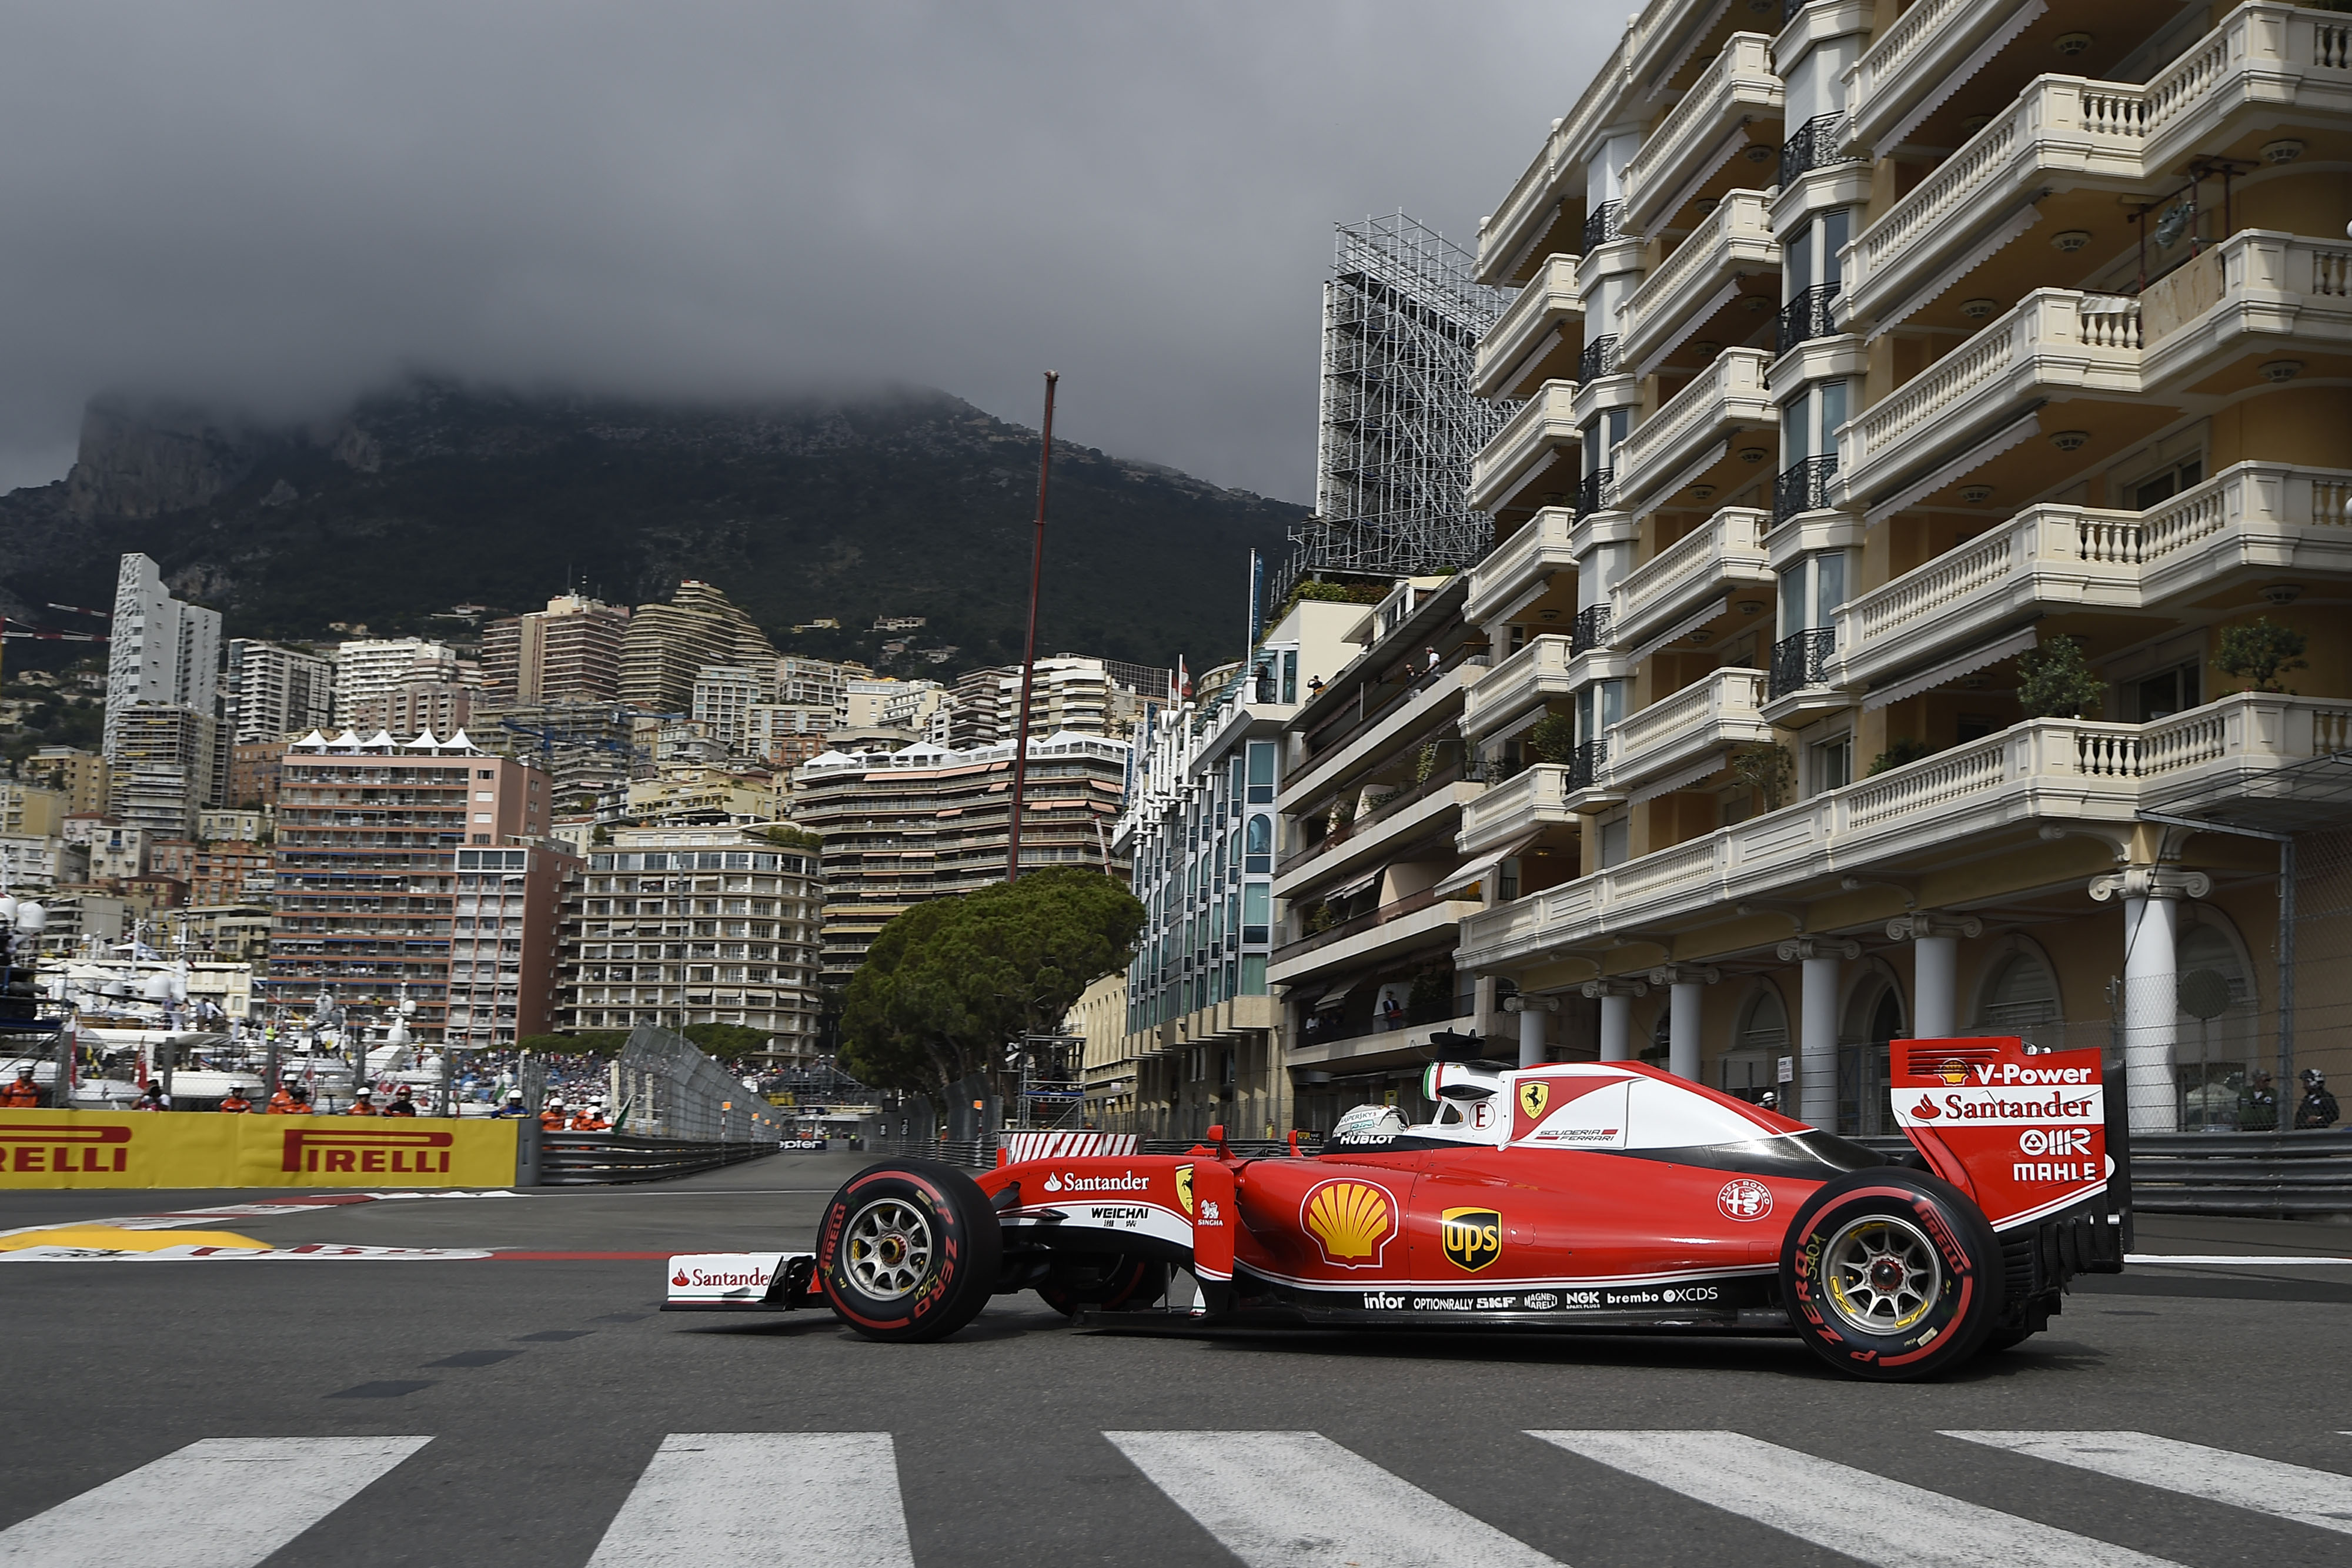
[1005,370,1058,881]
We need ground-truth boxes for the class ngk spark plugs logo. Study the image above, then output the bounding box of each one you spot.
[282,1127,456,1175]
[0,1122,130,1175]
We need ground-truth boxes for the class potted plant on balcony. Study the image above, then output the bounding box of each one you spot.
[1730,741,1792,811]
[2017,636,2109,719]
[1526,713,1580,764]
[2213,616,2308,694]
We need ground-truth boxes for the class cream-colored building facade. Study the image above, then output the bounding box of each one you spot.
[1455,0,2352,1135]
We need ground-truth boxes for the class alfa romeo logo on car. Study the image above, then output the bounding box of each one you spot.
[1518,1081,1550,1121]
[1717,1178,1773,1221]
[1439,1207,1502,1272]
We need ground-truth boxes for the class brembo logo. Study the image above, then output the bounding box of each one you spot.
[0,1122,131,1174]
[282,1127,456,1174]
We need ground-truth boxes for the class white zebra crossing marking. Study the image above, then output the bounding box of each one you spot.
[585,1433,913,1567]
[0,1435,431,1568]
[1104,1430,1563,1568]
[1529,1429,2182,1568]
[1945,1431,2352,1536]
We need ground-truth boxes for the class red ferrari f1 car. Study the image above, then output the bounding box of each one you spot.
[664,1034,2127,1380]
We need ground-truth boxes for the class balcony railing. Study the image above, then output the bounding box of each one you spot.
[1461,635,1572,741]
[1778,111,1849,186]
[1468,379,1579,514]
[1569,739,1606,791]
[1273,882,1463,965]
[1619,188,1779,375]
[1620,32,1783,233]
[1611,506,1773,644]
[1472,253,1582,400]
[1770,627,1836,700]
[1611,346,1775,511]
[1576,466,1617,519]
[1773,455,1839,523]
[1583,200,1625,252]
[1775,285,1841,355]
[1571,604,1613,656]
[1579,335,1622,385]
[1465,507,1575,624]
[1609,668,1772,791]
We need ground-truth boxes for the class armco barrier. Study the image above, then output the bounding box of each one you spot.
[537,1131,776,1186]
[0,1107,519,1188]
[1858,1129,2352,1218]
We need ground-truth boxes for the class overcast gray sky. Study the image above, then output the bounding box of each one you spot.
[0,2,1611,502]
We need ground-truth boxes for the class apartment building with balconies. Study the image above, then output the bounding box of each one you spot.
[1456,0,2352,1138]
[1111,596,1361,1141]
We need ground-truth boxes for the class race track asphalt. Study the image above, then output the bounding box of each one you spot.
[2,1149,2348,1567]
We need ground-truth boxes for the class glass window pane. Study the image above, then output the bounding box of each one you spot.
[1819,380,1847,442]
[1823,208,1849,285]
[1782,388,1812,463]
[1815,551,1846,622]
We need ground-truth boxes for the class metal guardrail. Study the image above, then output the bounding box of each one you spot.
[539,1132,777,1186]
[1859,1130,2352,1218]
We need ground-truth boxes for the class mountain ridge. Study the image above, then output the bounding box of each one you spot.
[0,377,1304,678]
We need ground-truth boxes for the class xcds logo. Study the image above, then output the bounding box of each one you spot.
[2019,1127,2092,1156]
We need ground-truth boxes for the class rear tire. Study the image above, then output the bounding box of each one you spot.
[1780,1169,2003,1382]
[818,1160,1002,1343]
[1037,1256,1170,1317]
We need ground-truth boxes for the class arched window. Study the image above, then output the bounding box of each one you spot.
[1721,988,1788,1101]
[2177,920,2258,1131]
[1978,951,2060,1034]
[1244,814,1272,873]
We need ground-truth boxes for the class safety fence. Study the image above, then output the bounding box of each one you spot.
[537,1131,777,1186]
[609,1022,787,1144]
[1857,1131,2352,1218]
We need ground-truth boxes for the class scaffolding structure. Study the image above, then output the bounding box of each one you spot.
[1286,212,1516,596]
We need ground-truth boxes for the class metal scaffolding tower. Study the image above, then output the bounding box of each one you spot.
[1288,212,1516,591]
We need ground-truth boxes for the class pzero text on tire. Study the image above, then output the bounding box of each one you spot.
[1779,1168,2004,1382]
[818,1159,1003,1343]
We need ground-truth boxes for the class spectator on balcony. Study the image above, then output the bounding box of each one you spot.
[1382,995,1405,1031]
[1423,646,1441,684]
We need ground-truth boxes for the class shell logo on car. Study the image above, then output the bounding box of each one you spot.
[1439,1207,1502,1272]
[1300,1178,1396,1268]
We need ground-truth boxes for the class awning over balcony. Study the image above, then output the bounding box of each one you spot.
[1862,626,2039,711]
[1628,596,1733,666]
[1319,865,1386,903]
[1433,831,1543,898]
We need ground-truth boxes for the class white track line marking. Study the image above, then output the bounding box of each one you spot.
[0,1435,430,1568]
[1105,1430,1563,1568]
[2123,1254,2352,1266]
[1529,1430,2179,1568]
[586,1433,913,1567]
[1945,1431,2352,1536]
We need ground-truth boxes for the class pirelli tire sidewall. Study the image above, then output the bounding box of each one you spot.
[817,1159,1003,1343]
[1779,1168,2004,1382]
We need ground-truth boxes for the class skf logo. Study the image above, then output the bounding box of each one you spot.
[1517,1082,1550,1121]
[1439,1206,1501,1272]
[1174,1164,1194,1215]
[0,1122,130,1174]
[1299,1178,1396,1268]
[282,1127,455,1175]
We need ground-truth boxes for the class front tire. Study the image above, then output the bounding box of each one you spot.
[818,1160,1002,1343]
[1780,1169,2003,1382]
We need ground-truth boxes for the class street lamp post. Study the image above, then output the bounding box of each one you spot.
[1004,370,1059,882]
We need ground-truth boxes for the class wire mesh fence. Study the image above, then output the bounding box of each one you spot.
[610,1022,786,1144]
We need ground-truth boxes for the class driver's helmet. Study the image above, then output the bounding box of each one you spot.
[1331,1104,1409,1141]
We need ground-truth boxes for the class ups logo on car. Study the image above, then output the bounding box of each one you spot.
[1439,1206,1502,1272]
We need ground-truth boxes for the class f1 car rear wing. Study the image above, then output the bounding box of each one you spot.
[1892,1035,2127,1251]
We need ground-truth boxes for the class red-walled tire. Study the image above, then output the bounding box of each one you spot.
[817,1160,1002,1343]
[1780,1168,2004,1382]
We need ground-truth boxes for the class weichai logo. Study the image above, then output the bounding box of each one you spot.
[1438,1207,1501,1272]
[282,1127,456,1174]
[0,1122,131,1174]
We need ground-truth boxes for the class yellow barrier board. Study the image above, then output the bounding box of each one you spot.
[0,1108,519,1189]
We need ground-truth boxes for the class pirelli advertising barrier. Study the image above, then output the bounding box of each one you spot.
[0,1109,520,1189]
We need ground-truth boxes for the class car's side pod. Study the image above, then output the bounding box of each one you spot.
[1890,1034,2128,1324]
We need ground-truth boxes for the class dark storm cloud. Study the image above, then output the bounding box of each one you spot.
[0,2,1605,499]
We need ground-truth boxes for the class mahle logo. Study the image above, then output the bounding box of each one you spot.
[1439,1206,1502,1272]
[1517,1081,1550,1121]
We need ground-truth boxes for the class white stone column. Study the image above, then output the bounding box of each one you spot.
[2093,867,2210,1134]
[1581,977,1648,1062]
[1779,938,1859,1128]
[1886,913,1983,1041]
[1502,994,1558,1069]
[1648,966,1719,1081]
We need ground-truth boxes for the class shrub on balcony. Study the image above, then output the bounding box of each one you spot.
[2213,616,2308,694]
[1301,901,1339,936]
[1526,713,1581,764]
[1867,737,1935,775]
[1730,741,1793,811]
[2017,636,2109,718]
[1406,965,1457,1024]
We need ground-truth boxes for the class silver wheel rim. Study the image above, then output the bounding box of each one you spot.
[1821,1212,1942,1335]
[844,1196,934,1300]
